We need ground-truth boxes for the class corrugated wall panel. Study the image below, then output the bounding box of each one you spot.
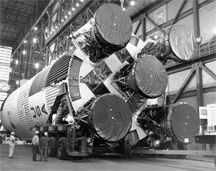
[203,92,216,106]
[177,96,198,112]
[168,69,197,94]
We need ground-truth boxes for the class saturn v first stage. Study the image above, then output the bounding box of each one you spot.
[1,3,199,158]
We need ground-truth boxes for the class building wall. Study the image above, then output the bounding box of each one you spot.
[0,46,12,108]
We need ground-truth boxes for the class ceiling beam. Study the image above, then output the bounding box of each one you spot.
[0,24,21,30]
[1,0,30,6]
[0,38,14,47]
[0,8,29,18]
[0,33,15,41]
[0,31,17,38]
[12,0,55,53]
[0,18,26,27]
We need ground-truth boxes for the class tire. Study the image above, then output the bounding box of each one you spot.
[160,141,178,159]
[57,137,68,160]
[176,143,187,159]
[48,137,57,157]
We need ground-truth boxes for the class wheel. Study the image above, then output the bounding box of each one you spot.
[176,143,187,159]
[160,141,178,159]
[57,137,68,160]
[48,137,57,157]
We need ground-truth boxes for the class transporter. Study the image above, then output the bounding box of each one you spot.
[1,3,199,160]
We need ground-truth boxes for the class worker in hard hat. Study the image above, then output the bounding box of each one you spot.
[39,132,50,162]
[32,130,40,161]
[8,132,16,158]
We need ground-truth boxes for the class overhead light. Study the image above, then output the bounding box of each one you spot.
[196,37,202,43]
[35,63,40,69]
[76,3,79,7]
[122,8,126,11]
[130,0,135,6]
[80,0,84,2]
[16,80,19,85]
[68,11,71,15]
[23,40,27,43]
[72,7,75,11]
[34,27,38,31]
[61,19,64,22]
[15,60,19,65]
[22,50,27,55]
[65,15,68,19]
[33,37,37,43]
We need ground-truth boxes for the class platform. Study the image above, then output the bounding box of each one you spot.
[0,144,215,171]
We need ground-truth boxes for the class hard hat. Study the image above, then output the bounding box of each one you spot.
[35,131,39,134]
[44,132,48,136]
[11,132,15,135]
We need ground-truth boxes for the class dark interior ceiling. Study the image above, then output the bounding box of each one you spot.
[0,0,50,49]
[0,0,153,51]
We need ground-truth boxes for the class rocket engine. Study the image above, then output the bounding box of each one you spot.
[136,102,199,147]
[1,3,199,155]
[74,94,132,143]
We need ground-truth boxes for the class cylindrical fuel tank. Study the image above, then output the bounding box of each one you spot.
[90,94,132,142]
[1,73,48,139]
[160,102,199,144]
[126,55,168,98]
[1,55,72,139]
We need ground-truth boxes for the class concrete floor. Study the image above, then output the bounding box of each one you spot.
[0,144,215,171]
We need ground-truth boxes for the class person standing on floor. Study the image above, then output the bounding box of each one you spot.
[8,132,16,158]
[39,132,50,162]
[32,130,40,161]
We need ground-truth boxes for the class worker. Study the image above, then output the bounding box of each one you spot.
[55,100,67,124]
[39,132,50,162]
[8,132,16,158]
[32,130,39,161]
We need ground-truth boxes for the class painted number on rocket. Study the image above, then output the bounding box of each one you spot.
[31,104,48,118]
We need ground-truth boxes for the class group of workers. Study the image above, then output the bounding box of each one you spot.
[32,131,51,162]
[7,131,50,162]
